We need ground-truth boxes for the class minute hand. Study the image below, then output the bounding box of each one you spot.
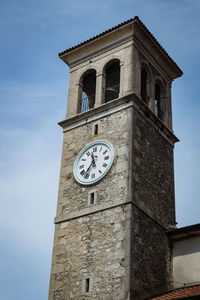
[85,161,93,177]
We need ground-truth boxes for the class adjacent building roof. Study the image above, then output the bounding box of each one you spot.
[168,223,200,241]
[149,284,200,299]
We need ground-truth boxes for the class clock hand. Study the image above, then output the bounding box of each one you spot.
[91,152,96,167]
[84,153,96,179]
[84,161,93,178]
[85,162,92,173]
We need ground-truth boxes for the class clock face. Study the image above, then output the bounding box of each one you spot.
[73,140,114,185]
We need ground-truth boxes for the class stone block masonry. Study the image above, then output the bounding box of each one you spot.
[55,107,132,219]
[49,205,131,300]
[132,106,176,229]
[130,206,172,299]
[49,95,177,300]
[49,107,133,300]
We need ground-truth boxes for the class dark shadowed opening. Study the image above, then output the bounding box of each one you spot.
[85,278,90,293]
[104,60,120,102]
[155,83,162,119]
[141,68,147,103]
[80,69,96,112]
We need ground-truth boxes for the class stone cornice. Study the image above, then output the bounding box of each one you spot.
[54,199,131,224]
[133,37,172,83]
[67,35,133,68]
[58,93,179,145]
[59,17,182,79]
[54,200,168,231]
[132,32,180,81]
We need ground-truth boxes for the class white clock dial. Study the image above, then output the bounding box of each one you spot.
[73,140,114,185]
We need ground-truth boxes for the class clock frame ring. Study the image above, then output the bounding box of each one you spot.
[73,140,115,185]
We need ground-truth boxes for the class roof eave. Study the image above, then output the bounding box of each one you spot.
[58,16,183,78]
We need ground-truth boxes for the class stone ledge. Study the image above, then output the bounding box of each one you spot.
[68,35,133,68]
[58,92,179,145]
[54,199,169,232]
[54,199,132,224]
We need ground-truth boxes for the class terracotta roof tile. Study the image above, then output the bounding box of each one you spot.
[150,284,200,299]
[58,17,136,57]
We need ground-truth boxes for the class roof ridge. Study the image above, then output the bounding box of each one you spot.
[58,16,182,75]
[58,17,136,57]
[134,17,182,74]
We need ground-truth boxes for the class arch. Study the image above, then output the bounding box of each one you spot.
[78,66,99,85]
[154,79,166,121]
[101,55,123,73]
[78,68,97,113]
[140,63,152,105]
[103,59,121,103]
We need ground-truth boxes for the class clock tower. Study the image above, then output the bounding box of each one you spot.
[48,17,182,300]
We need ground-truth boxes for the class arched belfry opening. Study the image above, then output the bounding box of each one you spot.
[141,68,147,102]
[104,59,120,102]
[140,64,151,105]
[79,69,96,112]
[155,80,165,121]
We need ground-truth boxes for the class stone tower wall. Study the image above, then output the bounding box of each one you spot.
[130,206,172,299]
[49,106,133,299]
[55,107,132,219]
[132,105,176,229]
[49,205,131,300]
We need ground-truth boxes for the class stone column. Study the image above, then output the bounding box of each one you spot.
[122,44,134,96]
[149,79,155,113]
[77,82,83,114]
[66,76,83,118]
[119,61,124,97]
[131,45,141,98]
[166,83,172,130]
[95,72,105,107]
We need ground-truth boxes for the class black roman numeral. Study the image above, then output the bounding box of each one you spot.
[86,151,90,156]
[102,163,107,168]
[93,147,97,152]
[104,156,109,160]
[103,150,108,155]
[80,170,85,176]
[99,170,102,174]
[79,165,84,169]
[82,158,86,161]
[99,147,102,152]
[91,173,95,179]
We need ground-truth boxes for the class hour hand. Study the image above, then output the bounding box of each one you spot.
[91,152,96,167]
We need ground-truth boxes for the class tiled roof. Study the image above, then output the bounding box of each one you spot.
[58,16,182,75]
[150,284,200,299]
[59,17,135,57]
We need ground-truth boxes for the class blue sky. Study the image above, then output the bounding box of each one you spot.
[0,0,200,299]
